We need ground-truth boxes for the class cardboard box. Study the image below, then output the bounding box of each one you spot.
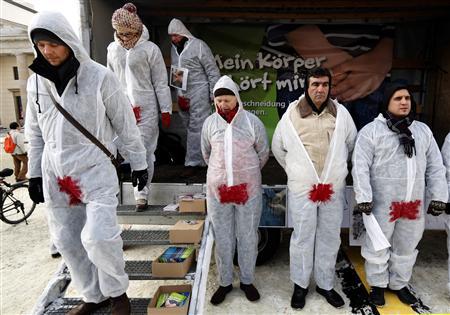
[178,195,206,213]
[169,220,204,244]
[152,247,194,278]
[147,284,192,315]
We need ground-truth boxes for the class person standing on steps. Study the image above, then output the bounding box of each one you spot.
[25,11,148,315]
[108,3,172,211]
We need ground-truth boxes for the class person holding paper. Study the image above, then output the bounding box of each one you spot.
[168,18,220,174]
[352,82,448,306]
[441,133,450,295]
[201,75,269,305]
[272,67,357,310]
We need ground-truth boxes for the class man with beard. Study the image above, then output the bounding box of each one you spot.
[272,67,357,309]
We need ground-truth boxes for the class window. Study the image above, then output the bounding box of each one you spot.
[13,66,19,80]
[11,90,23,121]
[15,96,23,119]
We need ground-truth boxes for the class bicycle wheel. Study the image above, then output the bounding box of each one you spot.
[0,184,36,224]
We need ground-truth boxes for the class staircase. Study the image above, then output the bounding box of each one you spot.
[33,183,214,315]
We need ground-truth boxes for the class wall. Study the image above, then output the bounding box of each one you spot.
[425,21,450,146]
[89,0,118,65]
[1,1,35,26]
[0,54,33,126]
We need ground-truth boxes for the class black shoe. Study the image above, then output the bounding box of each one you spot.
[369,286,385,306]
[111,293,131,315]
[316,286,345,308]
[67,299,110,315]
[394,287,418,305]
[210,285,233,305]
[240,283,260,301]
[291,284,308,309]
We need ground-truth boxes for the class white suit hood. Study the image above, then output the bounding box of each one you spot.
[202,76,269,201]
[213,75,244,112]
[28,11,89,63]
[168,18,194,38]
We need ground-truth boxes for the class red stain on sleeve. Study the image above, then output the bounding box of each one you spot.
[57,176,82,206]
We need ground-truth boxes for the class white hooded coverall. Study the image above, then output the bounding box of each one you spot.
[441,133,450,293]
[272,96,357,290]
[352,114,448,290]
[25,12,147,302]
[201,76,269,286]
[107,25,172,201]
[169,18,221,167]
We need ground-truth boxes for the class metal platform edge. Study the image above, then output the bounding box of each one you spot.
[44,297,150,315]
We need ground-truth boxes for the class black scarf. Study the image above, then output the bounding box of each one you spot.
[383,111,416,158]
[174,37,188,55]
[29,47,80,96]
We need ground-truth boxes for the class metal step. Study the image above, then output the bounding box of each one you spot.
[117,205,205,225]
[44,297,150,314]
[121,230,170,246]
[125,260,196,281]
[120,182,204,206]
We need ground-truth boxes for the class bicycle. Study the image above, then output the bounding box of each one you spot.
[0,168,36,224]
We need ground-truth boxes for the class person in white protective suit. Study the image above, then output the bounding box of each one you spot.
[201,75,269,305]
[441,133,450,295]
[272,67,357,310]
[108,3,172,211]
[25,11,148,315]
[168,18,220,173]
[352,82,448,306]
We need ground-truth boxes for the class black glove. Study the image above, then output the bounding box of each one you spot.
[354,202,373,215]
[427,200,447,216]
[446,203,450,215]
[131,169,148,191]
[28,177,44,204]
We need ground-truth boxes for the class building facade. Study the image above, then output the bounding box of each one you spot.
[0,0,35,127]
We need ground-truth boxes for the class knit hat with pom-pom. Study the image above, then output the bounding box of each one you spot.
[111,3,143,34]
